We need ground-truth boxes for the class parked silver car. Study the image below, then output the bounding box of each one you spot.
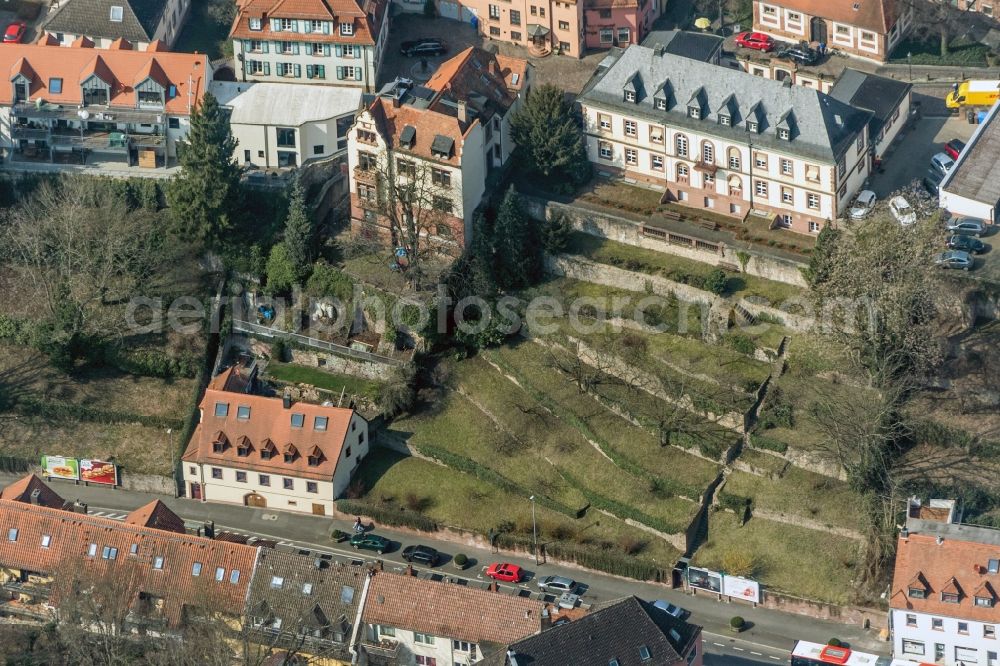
[536,575,577,594]
[945,217,987,238]
[849,190,877,219]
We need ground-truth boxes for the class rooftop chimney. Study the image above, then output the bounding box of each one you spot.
[653,43,665,57]
[29,488,40,505]
[282,390,292,409]
[457,100,467,123]
[489,58,498,75]
[782,77,793,88]
[937,536,944,545]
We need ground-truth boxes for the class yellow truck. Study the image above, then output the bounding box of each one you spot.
[946,80,1000,109]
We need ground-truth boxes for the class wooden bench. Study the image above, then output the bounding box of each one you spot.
[693,217,719,231]
[661,210,682,222]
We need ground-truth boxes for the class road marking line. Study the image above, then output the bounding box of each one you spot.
[733,647,745,651]
[751,652,762,656]
[92,511,107,516]
[713,643,725,647]
[770,657,781,661]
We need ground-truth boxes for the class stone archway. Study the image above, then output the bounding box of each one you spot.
[245,493,267,508]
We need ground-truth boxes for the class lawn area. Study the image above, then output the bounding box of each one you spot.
[0,344,196,420]
[354,449,682,566]
[693,511,860,604]
[523,277,705,337]
[0,417,176,477]
[566,232,804,304]
[485,341,721,497]
[174,0,232,61]
[724,468,861,532]
[265,362,382,402]
[889,36,991,67]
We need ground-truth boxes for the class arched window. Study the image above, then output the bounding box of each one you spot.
[727,147,741,170]
[676,163,690,181]
[702,141,714,164]
[728,174,742,196]
[675,134,688,158]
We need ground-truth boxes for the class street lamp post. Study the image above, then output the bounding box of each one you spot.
[529,495,538,565]
[907,52,913,81]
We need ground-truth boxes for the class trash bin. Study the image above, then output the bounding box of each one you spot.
[968,109,976,124]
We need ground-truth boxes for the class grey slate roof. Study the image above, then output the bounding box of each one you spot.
[245,549,369,659]
[44,0,171,44]
[578,45,872,164]
[829,68,911,141]
[941,102,1000,207]
[481,596,701,666]
[641,29,724,63]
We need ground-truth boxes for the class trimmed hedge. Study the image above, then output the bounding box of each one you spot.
[337,499,440,532]
[11,396,183,430]
[497,532,669,582]
[749,432,789,454]
[413,442,582,518]
[559,469,688,535]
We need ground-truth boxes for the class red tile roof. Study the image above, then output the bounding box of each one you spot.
[0,474,66,509]
[0,43,208,114]
[0,495,258,626]
[124,500,187,534]
[368,98,468,167]
[760,0,896,33]
[892,532,1000,623]
[361,571,544,645]
[182,367,359,482]
[424,47,527,116]
[229,0,386,46]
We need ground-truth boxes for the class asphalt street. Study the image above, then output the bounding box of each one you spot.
[6,474,889,662]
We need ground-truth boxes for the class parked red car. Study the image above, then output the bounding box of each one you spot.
[944,139,966,161]
[735,31,774,52]
[486,562,523,583]
[3,21,26,44]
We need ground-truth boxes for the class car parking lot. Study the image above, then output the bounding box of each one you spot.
[379,13,606,92]
[868,113,977,198]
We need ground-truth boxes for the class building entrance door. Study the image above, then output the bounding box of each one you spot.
[245,493,267,508]
[312,503,325,516]
[190,482,201,500]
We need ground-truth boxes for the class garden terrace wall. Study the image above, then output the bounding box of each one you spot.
[524,196,808,288]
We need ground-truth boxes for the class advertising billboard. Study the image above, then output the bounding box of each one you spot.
[722,574,761,603]
[80,459,118,487]
[687,567,722,593]
[40,455,79,481]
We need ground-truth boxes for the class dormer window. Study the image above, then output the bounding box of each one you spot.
[976,595,995,608]
[624,90,636,103]
[942,591,960,603]
[688,106,700,119]
[340,21,354,36]
[249,17,262,30]
[778,128,790,140]
[213,442,225,453]
[237,438,253,457]
[280,18,294,31]
[908,586,926,599]
[283,444,298,463]
[719,114,731,127]
[655,98,666,110]
[746,120,758,133]
[308,454,322,467]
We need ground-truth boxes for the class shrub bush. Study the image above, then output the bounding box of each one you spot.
[453,553,468,566]
[828,638,843,647]
[749,432,789,454]
[336,499,439,532]
[270,338,290,363]
[703,269,728,295]
[496,533,668,582]
[731,616,745,630]
[725,333,756,357]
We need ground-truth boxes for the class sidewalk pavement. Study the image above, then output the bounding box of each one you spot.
[0,472,890,657]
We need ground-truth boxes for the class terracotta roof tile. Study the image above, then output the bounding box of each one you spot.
[182,369,360,482]
[0,492,258,627]
[229,0,386,46]
[761,0,896,34]
[424,47,527,116]
[110,37,134,50]
[0,474,65,509]
[0,43,208,114]
[368,98,467,166]
[124,500,187,534]
[361,571,544,645]
[145,39,168,52]
[72,35,95,48]
[892,533,1000,622]
[36,33,59,46]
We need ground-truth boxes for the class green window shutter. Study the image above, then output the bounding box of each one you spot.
[294,64,302,78]
[243,39,251,51]
[355,67,363,81]
[263,62,270,76]
[317,65,325,79]
[323,22,331,34]
[292,42,300,55]
[244,61,252,75]
[306,65,313,79]
[270,18,280,31]
[262,41,269,53]
[336,66,344,80]
[335,44,343,57]
[323,44,331,56]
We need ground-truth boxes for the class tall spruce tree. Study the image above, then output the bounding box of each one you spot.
[166,93,240,247]
[510,84,590,188]
[492,187,541,290]
[282,175,314,282]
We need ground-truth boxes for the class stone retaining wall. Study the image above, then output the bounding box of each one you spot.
[525,197,809,288]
